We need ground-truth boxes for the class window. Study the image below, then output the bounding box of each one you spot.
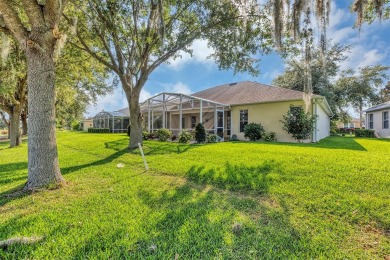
[368,114,374,129]
[239,110,248,132]
[343,123,349,128]
[182,117,185,129]
[383,111,389,129]
[350,123,355,128]
[191,116,196,128]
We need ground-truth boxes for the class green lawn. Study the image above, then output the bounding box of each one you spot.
[0,132,389,259]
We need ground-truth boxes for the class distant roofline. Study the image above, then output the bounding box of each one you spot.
[364,101,390,112]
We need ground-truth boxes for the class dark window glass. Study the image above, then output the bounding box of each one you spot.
[239,110,248,132]
[369,114,374,129]
[383,111,389,129]
[191,116,196,128]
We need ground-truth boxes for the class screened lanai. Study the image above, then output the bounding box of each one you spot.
[93,111,129,133]
[140,92,231,139]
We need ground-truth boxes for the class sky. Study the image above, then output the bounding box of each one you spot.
[85,1,390,117]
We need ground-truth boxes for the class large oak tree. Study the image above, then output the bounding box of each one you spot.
[0,0,68,189]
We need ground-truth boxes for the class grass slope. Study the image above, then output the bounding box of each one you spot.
[0,132,389,259]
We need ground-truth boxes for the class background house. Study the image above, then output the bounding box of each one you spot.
[364,101,390,138]
[140,81,333,142]
[336,117,364,129]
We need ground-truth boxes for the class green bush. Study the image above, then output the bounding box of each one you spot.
[171,135,177,142]
[263,131,277,142]
[71,121,80,131]
[195,123,206,143]
[178,130,192,143]
[142,131,149,140]
[281,105,316,142]
[88,128,110,133]
[355,129,375,138]
[156,128,172,141]
[206,134,219,143]
[244,123,265,141]
[148,132,155,139]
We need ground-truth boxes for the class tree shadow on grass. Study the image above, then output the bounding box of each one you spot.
[133,142,195,156]
[126,183,316,259]
[185,160,279,194]
[61,148,128,175]
[231,136,367,151]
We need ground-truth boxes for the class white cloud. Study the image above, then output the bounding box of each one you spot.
[167,39,215,70]
[85,88,153,117]
[162,82,192,94]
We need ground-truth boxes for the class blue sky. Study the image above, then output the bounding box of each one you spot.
[85,1,390,117]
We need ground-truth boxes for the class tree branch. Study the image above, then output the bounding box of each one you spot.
[45,0,68,28]
[0,1,28,45]
[22,0,44,27]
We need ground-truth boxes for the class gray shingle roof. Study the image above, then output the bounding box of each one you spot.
[364,101,390,112]
[192,81,322,105]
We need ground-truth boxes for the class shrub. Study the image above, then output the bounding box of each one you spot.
[281,105,316,142]
[127,125,131,136]
[178,130,192,143]
[195,123,206,143]
[171,135,177,142]
[71,121,80,131]
[263,131,277,142]
[206,134,218,143]
[355,129,375,138]
[156,128,172,141]
[244,123,265,141]
[142,131,149,140]
[230,134,239,141]
[88,128,110,133]
[148,132,155,139]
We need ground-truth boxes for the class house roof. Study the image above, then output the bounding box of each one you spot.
[115,107,130,117]
[94,110,129,118]
[364,101,390,112]
[191,81,322,106]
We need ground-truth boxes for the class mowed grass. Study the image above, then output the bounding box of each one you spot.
[0,132,389,259]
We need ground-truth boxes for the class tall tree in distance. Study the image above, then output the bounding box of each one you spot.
[273,43,349,115]
[55,39,112,129]
[0,35,27,147]
[0,1,68,189]
[335,65,390,126]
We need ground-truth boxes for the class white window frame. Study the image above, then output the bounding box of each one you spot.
[368,113,374,129]
[383,111,389,129]
[239,110,248,132]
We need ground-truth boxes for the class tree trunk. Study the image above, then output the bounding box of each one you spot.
[21,110,28,135]
[123,82,143,149]
[359,103,363,128]
[24,39,64,190]
[9,106,21,148]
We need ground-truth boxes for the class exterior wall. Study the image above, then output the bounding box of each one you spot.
[82,119,93,131]
[231,100,330,143]
[366,109,390,138]
[314,103,330,141]
[231,101,306,142]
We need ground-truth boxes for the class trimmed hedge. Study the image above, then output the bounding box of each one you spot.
[355,129,375,138]
[88,128,110,133]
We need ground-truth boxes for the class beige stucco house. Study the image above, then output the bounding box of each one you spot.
[364,101,390,138]
[336,117,364,129]
[140,81,333,142]
[80,118,93,131]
